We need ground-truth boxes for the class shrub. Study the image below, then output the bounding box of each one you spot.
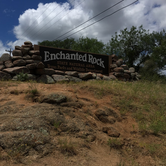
[17,72,28,81]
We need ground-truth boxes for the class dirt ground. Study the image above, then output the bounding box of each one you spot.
[0,81,165,166]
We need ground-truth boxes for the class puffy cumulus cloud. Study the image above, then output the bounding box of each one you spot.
[7,0,166,49]
[124,0,166,32]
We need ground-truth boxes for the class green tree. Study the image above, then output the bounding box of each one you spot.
[151,30,166,70]
[38,38,76,49]
[106,25,152,70]
[72,37,105,54]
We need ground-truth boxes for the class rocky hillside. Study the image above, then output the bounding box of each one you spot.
[0,80,165,166]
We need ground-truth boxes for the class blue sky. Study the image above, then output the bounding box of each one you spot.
[0,0,66,44]
[0,0,166,55]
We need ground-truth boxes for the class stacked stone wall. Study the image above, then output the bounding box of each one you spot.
[0,41,140,83]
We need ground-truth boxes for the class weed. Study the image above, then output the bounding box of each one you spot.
[116,160,125,166]
[139,121,149,137]
[10,89,20,95]
[16,72,28,81]
[54,122,60,130]
[58,138,77,156]
[25,81,40,101]
[107,138,123,149]
[146,143,161,155]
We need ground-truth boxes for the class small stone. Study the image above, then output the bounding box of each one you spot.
[123,73,130,79]
[129,67,135,73]
[102,127,120,137]
[109,75,117,80]
[124,70,131,74]
[111,54,118,61]
[114,72,124,77]
[113,67,124,73]
[97,73,103,79]
[103,75,112,81]
[116,59,123,67]
[110,64,117,69]
[131,73,136,78]
[121,64,129,70]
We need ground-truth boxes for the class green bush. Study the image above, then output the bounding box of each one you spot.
[17,72,28,81]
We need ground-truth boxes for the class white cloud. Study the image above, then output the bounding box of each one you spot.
[3,0,166,52]
[0,41,8,56]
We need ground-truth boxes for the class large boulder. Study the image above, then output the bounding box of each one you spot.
[3,66,30,75]
[0,53,11,62]
[54,70,65,75]
[44,68,55,75]
[12,50,22,57]
[23,55,31,60]
[65,71,79,77]
[0,65,5,71]
[0,71,12,80]
[13,59,26,66]
[78,72,93,80]
[37,75,55,84]
[26,63,37,70]
[52,74,69,83]
[29,50,40,55]
[12,56,23,61]
[24,41,32,45]
[5,60,14,68]
[32,55,42,60]
[40,93,67,104]
[15,46,22,50]
[21,48,30,55]
[36,62,45,69]
[65,75,82,82]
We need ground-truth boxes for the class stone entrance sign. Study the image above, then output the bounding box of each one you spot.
[35,45,111,75]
